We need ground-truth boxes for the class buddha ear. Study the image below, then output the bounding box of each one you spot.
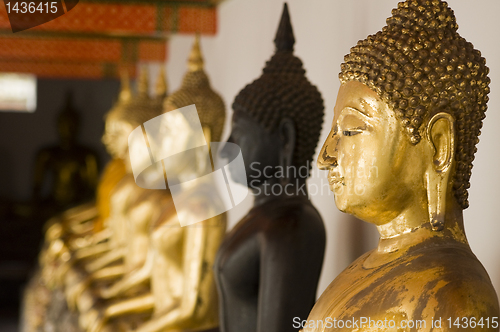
[278,117,296,170]
[425,112,455,231]
[427,113,455,172]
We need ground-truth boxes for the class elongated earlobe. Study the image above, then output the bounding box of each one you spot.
[426,113,455,231]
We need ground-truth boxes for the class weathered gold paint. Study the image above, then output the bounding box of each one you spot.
[303,81,498,331]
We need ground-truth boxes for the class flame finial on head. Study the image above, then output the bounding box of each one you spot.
[188,34,204,72]
[154,67,168,99]
[118,69,132,103]
[274,3,295,53]
[232,3,324,174]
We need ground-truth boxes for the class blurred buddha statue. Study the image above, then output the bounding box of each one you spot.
[62,68,170,306]
[303,1,499,330]
[85,35,227,332]
[39,70,141,287]
[41,72,133,254]
[25,72,134,332]
[32,91,99,213]
[38,72,136,293]
[73,67,167,267]
[214,4,326,332]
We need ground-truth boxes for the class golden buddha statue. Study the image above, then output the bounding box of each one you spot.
[62,68,170,308]
[32,91,99,213]
[37,72,138,293]
[40,71,133,259]
[39,71,145,290]
[303,0,499,330]
[24,72,134,332]
[84,35,227,332]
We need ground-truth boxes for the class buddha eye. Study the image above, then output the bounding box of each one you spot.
[339,113,367,137]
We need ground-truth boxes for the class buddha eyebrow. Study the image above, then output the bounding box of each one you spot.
[357,99,373,118]
[343,104,371,119]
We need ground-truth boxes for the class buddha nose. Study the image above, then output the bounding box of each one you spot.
[317,128,338,170]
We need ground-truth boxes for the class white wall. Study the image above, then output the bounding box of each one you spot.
[165,0,500,298]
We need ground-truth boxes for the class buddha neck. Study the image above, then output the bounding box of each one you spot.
[364,202,468,268]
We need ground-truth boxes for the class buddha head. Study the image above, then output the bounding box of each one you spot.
[225,3,324,189]
[164,35,225,145]
[102,68,166,163]
[161,35,226,178]
[318,0,489,231]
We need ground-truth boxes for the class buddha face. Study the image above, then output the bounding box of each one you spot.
[318,81,428,225]
[102,112,134,160]
[223,111,280,189]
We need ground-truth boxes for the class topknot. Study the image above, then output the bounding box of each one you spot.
[233,3,324,174]
[107,68,166,128]
[58,91,80,128]
[339,0,490,209]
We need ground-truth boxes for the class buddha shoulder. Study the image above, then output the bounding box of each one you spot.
[308,244,499,329]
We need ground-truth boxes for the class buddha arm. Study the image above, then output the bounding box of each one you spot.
[84,154,99,190]
[64,205,99,233]
[87,294,155,332]
[73,265,127,314]
[62,202,97,223]
[91,265,126,281]
[73,242,112,260]
[256,229,324,332]
[104,294,155,318]
[85,246,125,273]
[67,220,94,236]
[66,265,127,312]
[136,223,208,332]
[100,249,154,299]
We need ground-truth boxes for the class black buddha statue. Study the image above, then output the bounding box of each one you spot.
[214,4,326,332]
[32,91,99,213]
